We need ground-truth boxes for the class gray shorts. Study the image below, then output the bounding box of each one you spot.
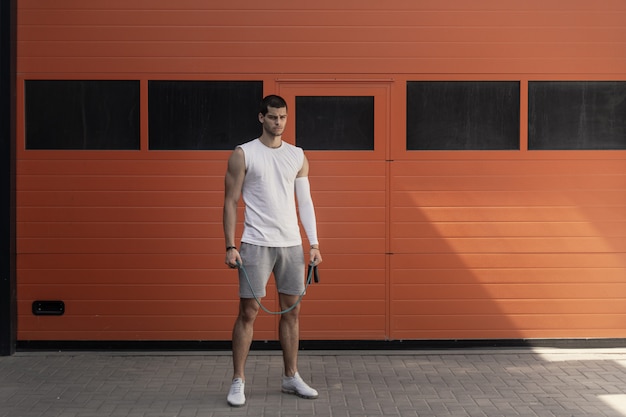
[238,243,305,298]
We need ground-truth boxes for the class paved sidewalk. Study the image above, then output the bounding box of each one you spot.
[2,348,626,417]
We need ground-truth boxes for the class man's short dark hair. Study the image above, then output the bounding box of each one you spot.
[259,95,288,115]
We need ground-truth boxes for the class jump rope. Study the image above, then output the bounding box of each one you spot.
[236,260,319,315]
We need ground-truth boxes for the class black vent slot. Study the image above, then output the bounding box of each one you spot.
[32,301,65,316]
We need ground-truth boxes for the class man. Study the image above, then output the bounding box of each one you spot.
[223,94,322,407]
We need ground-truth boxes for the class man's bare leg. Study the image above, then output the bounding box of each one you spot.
[278,293,318,399]
[232,298,259,380]
[278,293,300,377]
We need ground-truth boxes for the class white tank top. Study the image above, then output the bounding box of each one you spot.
[238,138,305,247]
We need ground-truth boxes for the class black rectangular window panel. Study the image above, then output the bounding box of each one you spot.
[25,80,140,150]
[529,81,626,150]
[407,81,520,150]
[295,96,374,150]
[148,81,263,150]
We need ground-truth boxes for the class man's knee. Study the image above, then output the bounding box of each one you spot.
[238,299,260,322]
[279,295,301,319]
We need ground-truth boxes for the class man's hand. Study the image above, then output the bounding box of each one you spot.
[225,248,241,269]
[309,248,322,267]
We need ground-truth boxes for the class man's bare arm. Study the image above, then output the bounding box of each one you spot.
[223,147,245,267]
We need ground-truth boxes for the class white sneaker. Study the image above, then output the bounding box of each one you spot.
[227,378,246,407]
[281,372,319,399]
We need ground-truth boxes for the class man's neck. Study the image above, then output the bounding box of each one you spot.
[259,134,282,149]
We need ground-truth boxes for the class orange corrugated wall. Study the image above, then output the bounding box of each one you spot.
[16,0,626,341]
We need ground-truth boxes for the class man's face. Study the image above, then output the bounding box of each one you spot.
[259,106,287,137]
